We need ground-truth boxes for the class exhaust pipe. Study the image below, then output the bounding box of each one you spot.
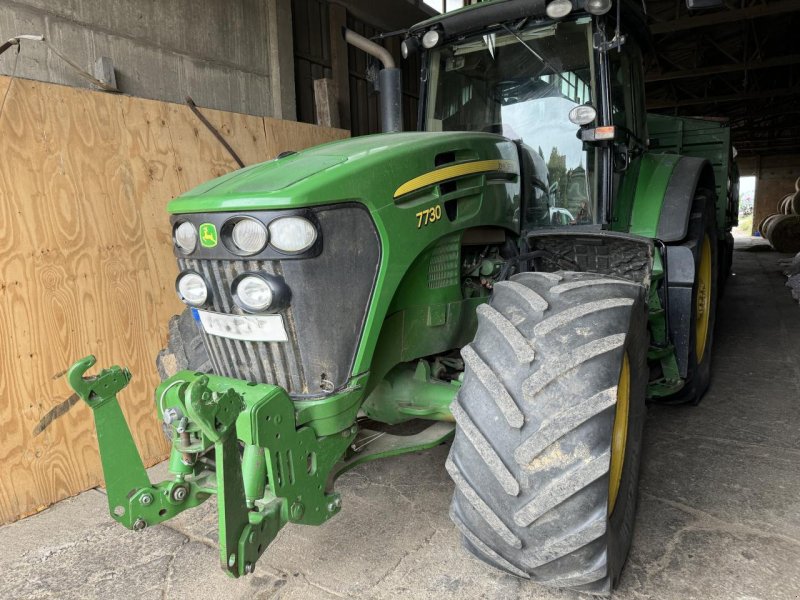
[343,28,403,133]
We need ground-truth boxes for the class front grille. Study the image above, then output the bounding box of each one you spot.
[178,257,309,393]
[174,204,381,397]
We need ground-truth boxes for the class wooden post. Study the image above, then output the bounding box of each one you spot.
[313,78,340,128]
[328,3,352,131]
[266,0,297,120]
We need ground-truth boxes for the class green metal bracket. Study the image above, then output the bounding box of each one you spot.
[67,356,213,530]
[184,377,244,443]
[215,424,251,577]
[239,380,356,527]
[72,355,458,578]
[156,370,358,576]
[644,285,685,398]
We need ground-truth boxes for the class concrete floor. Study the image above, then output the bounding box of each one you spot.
[2,241,800,600]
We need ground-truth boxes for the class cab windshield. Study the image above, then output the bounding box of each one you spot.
[425,19,598,228]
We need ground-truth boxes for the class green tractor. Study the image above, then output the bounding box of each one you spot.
[68,0,737,594]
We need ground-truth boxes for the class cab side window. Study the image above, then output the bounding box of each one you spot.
[609,41,647,144]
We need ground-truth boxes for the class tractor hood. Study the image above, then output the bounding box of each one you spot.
[167,131,520,214]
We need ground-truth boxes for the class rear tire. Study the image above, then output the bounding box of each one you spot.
[718,232,733,297]
[662,192,719,405]
[448,271,649,595]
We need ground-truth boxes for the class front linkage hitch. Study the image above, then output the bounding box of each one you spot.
[68,356,455,577]
[68,355,354,577]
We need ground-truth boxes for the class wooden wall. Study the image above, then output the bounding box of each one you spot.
[0,76,348,524]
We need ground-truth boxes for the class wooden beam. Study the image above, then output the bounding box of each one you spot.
[328,3,352,131]
[649,0,800,34]
[647,87,800,109]
[313,78,340,128]
[266,0,297,120]
[646,55,800,82]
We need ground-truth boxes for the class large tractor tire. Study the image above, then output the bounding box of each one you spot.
[663,191,719,405]
[718,231,734,297]
[156,308,211,380]
[447,271,648,595]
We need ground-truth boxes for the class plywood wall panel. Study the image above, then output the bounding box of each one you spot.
[0,76,349,524]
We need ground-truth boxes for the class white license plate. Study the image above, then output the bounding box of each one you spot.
[197,310,288,343]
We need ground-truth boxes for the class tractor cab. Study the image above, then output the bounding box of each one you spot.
[406,1,648,232]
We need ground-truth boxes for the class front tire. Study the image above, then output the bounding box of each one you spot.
[448,271,649,595]
[156,308,211,380]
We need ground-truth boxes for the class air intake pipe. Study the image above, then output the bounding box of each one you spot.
[343,28,403,133]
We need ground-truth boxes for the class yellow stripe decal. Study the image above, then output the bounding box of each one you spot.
[393,159,516,199]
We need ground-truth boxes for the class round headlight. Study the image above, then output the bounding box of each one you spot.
[174,221,198,254]
[568,105,597,126]
[585,0,612,15]
[402,36,420,58]
[176,272,208,307]
[545,0,573,18]
[268,217,318,253]
[422,29,441,49]
[231,218,268,255]
[234,275,273,312]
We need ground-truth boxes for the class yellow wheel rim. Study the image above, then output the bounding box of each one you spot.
[695,235,712,363]
[608,352,630,515]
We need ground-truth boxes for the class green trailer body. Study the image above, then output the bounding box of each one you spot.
[648,113,740,234]
[68,2,736,593]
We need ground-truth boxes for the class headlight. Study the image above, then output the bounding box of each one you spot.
[174,221,197,254]
[268,216,318,253]
[422,29,441,49]
[176,272,208,307]
[585,0,612,15]
[568,105,597,126]
[545,0,573,18]
[231,218,268,255]
[233,275,273,312]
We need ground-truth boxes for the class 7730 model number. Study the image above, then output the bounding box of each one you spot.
[416,204,442,228]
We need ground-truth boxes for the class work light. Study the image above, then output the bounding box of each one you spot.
[268,216,318,253]
[401,36,419,58]
[585,0,612,15]
[546,0,573,18]
[233,275,274,312]
[176,272,208,307]
[422,29,441,49]
[569,105,597,126]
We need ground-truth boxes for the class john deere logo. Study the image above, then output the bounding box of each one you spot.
[199,223,218,248]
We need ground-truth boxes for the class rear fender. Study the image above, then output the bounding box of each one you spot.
[628,154,716,377]
[655,156,716,243]
[657,158,715,376]
[664,245,695,377]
